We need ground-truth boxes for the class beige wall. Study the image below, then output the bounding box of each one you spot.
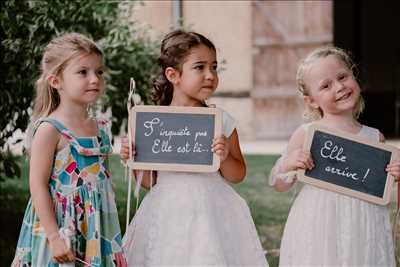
[130,1,173,39]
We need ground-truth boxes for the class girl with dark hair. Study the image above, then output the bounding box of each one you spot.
[121,30,268,266]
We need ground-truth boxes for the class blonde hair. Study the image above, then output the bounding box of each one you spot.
[296,46,365,121]
[25,32,103,150]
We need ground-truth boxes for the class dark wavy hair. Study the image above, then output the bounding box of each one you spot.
[152,30,216,105]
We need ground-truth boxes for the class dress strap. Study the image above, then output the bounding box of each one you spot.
[358,125,380,142]
[34,117,112,156]
[33,117,73,139]
[95,118,113,155]
[221,108,236,137]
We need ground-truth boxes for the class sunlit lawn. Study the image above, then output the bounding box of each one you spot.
[1,155,398,266]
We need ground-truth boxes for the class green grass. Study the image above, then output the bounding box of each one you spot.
[1,155,399,266]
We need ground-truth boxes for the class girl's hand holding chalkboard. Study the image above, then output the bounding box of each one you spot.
[386,160,400,182]
[212,135,230,162]
[284,149,314,172]
[120,136,136,162]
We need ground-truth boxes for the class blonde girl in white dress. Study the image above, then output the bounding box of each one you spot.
[121,30,268,267]
[269,46,400,266]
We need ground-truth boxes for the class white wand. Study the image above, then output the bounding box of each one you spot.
[126,78,135,230]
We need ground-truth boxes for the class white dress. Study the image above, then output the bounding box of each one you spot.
[270,124,395,266]
[123,110,268,267]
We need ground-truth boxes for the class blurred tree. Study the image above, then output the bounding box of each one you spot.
[0,0,158,181]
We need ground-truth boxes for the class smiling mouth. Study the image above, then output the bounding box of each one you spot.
[336,92,352,102]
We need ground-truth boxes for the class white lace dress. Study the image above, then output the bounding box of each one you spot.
[123,110,268,267]
[270,124,395,266]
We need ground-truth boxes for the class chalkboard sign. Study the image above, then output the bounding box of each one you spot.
[298,124,398,205]
[126,105,222,172]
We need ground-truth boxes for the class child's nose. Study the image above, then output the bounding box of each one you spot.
[335,81,345,92]
[90,72,100,83]
[205,69,215,80]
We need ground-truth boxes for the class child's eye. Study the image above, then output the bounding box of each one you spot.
[212,65,218,71]
[195,65,204,70]
[320,84,329,90]
[97,69,104,76]
[338,74,347,80]
[78,70,87,75]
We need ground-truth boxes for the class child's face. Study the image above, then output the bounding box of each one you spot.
[173,44,218,106]
[53,53,105,106]
[303,55,361,117]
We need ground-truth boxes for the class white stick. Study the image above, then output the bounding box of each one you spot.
[126,78,136,230]
[126,163,132,230]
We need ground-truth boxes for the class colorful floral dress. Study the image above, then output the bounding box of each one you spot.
[12,118,125,267]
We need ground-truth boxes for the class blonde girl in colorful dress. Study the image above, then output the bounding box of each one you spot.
[269,46,400,266]
[12,32,127,267]
[120,30,268,266]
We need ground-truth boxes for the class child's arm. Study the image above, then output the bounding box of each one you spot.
[380,132,400,182]
[270,126,314,192]
[120,137,157,188]
[212,129,246,183]
[29,123,74,263]
[132,170,157,189]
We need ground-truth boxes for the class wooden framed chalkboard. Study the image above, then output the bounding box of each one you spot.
[298,124,398,205]
[126,105,222,172]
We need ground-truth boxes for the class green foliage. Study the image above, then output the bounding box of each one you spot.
[0,0,159,181]
[100,9,159,134]
[0,149,21,182]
